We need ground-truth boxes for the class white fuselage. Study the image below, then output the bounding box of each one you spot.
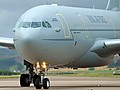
[13,5,120,68]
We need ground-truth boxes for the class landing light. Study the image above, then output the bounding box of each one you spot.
[36,62,47,69]
[41,62,47,69]
[36,62,40,68]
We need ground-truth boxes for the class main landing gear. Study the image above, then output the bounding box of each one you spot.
[20,60,50,89]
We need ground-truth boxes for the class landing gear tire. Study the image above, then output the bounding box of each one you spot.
[34,78,42,89]
[20,74,30,87]
[33,74,38,86]
[43,78,50,89]
[34,77,50,89]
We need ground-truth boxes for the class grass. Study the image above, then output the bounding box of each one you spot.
[0,75,20,78]
[47,69,120,78]
[0,69,120,78]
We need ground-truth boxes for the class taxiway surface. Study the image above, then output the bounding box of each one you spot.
[0,76,120,90]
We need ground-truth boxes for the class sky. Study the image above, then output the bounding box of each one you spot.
[0,0,108,37]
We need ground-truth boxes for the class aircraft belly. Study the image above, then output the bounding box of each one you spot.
[29,40,88,65]
[67,51,113,68]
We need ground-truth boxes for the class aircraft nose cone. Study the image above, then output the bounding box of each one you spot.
[15,32,39,61]
[14,29,42,62]
[22,35,32,45]
[20,33,37,51]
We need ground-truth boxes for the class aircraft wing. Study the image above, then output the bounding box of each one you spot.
[90,39,120,57]
[0,37,15,49]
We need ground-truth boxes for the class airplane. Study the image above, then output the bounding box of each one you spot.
[0,0,120,89]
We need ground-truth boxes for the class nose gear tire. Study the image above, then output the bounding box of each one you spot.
[43,78,50,89]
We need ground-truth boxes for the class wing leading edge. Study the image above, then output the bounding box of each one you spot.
[0,37,15,49]
[90,39,120,57]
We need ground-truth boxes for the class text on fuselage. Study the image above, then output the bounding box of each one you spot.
[87,15,107,24]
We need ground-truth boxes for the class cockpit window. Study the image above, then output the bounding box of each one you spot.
[31,22,41,28]
[45,21,52,28]
[42,21,52,28]
[18,22,41,28]
[42,21,47,28]
[18,21,52,28]
[18,22,31,28]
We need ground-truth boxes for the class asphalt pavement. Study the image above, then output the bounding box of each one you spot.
[0,76,120,90]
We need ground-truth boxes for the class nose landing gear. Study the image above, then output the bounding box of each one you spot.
[34,62,50,89]
[20,60,50,89]
[34,73,50,89]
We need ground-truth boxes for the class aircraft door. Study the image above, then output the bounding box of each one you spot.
[56,14,72,39]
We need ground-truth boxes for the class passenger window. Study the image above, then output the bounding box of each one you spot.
[45,21,52,28]
[31,22,41,28]
[42,22,47,28]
